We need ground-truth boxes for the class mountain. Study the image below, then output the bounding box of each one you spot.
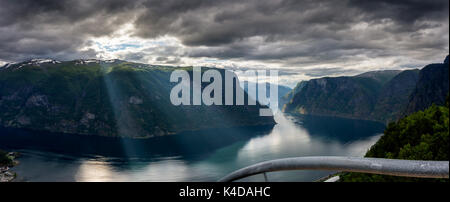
[277,85,293,109]
[283,70,401,122]
[280,81,307,111]
[371,69,420,122]
[355,70,402,84]
[0,59,275,138]
[283,56,449,123]
[243,82,292,110]
[404,57,449,115]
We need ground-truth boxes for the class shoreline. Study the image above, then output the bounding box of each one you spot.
[0,152,19,182]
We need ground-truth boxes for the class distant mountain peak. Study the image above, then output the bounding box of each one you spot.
[29,58,61,64]
[73,59,125,65]
[356,70,402,77]
[1,58,61,70]
[1,63,14,69]
[1,58,130,70]
[355,70,402,85]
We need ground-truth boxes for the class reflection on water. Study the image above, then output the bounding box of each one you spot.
[0,114,385,182]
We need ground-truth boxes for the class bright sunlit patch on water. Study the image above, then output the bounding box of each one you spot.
[71,156,224,182]
[235,114,382,169]
[237,114,311,159]
[75,160,122,182]
[74,158,193,182]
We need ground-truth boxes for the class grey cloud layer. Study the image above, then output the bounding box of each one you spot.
[0,0,448,72]
[0,0,143,61]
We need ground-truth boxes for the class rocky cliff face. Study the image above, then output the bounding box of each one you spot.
[280,81,307,111]
[242,82,292,110]
[0,59,275,138]
[371,69,420,123]
[283,56,449,124]
[404,58,449,115]
[283,75,387,121]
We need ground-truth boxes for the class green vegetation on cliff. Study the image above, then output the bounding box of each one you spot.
[0,150,12,166]
[340,98,449,182]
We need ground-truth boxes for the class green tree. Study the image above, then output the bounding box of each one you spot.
[0,149,13,166]
[340,99,449,182]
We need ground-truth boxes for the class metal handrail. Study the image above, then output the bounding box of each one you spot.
[218,156,449,182]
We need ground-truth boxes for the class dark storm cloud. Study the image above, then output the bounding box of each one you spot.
[133,0,448,44]
[349,0,448,24]
[0,0,448,68]
[0,0,143,61]
[134,0,355,46]
[186,37,380,62]
[136,0,448,65]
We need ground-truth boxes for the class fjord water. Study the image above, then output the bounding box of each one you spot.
[0,114,385,182]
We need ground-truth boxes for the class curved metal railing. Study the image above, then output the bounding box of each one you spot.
[218,156,450,182]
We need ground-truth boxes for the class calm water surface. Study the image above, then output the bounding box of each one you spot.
[0,114,385,182]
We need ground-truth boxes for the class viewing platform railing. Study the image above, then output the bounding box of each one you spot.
[218,156,449,182]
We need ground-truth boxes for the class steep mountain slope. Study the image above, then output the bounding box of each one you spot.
[283,70,401,121]
[280,81,307,111]
[340,99,449,182]
[277,85,293,109]
[0,59,274,138]
[355,70,401,84]
[243,82,292,110]
[404,57,449,115]
[371,69,420,123]
[283,56,449,123]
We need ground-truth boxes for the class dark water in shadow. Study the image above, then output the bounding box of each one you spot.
[0,114,385,182]
[0,125,273,160]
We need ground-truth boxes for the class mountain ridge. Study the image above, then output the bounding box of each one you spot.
[0,59,275,138]
[283,56,449,124]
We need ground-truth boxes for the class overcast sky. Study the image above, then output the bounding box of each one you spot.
[0,0,448,87]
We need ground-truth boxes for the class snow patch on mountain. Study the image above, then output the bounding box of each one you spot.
[75,59,119,65]
[29,59,61,64]
[0,59,61,70]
